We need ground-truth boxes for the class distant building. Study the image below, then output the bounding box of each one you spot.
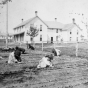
[13,11,83,43]
[0,33,13,43]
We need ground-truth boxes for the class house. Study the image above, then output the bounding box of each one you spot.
[61,18,83,42]
[13,11,64,43]
[13,11,83,44]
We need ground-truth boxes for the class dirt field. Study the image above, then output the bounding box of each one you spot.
[0,43,88,88]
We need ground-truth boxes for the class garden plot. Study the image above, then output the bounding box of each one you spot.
[0,43,88,88]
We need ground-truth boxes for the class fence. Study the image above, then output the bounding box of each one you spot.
[2,40,88,58]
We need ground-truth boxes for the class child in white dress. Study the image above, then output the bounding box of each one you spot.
[37,54,54,68]
[8,51,18,64]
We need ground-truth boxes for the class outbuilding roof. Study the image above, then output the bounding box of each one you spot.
[62,23,82,31]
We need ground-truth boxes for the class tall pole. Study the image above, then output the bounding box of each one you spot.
[86,24,88,40]
[6,1,8,48]
[42,41,43,51]
[76,40,78,57]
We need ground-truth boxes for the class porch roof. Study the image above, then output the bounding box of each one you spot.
[13,31,25,36]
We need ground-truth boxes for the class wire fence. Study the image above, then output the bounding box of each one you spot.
[1,40,88,58]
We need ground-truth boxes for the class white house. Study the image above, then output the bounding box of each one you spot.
[13,11,64,43]
[13,11,83,44]
[61,18,83,42]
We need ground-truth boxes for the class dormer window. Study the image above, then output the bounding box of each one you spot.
[40,25,42,31]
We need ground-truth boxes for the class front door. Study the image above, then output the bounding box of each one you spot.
[51,37,53,43]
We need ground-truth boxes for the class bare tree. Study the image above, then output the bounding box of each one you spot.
[27,26,39,46]
[0,0,12,4]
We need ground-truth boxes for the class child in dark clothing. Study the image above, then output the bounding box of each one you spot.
[14,46,22,62]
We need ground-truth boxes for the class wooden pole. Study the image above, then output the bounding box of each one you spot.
[42,41,43,51]
[53,41,55,49]
[6,2,8,48]
[76,41,78,57]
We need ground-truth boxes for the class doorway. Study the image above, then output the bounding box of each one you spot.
[51,37,53,43]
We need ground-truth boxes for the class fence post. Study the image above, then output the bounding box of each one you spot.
[42,41,43,51]
[53,41,55,49]
[76,41,78,57]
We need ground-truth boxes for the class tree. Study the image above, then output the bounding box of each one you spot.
[27,26,39,46]
[0,0,12,4]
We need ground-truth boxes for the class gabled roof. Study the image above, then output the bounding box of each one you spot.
[14,15,64,29]
[62,23,82,31]
[62,23,75,31]
[45,21,64,29]
[14,17,36,29]
[14,16,48,29]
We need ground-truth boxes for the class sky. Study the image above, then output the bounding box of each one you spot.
[0,0,88,34]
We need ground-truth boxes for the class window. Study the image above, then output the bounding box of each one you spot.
[77,31,79,35]
[22,25,24,29]
[56,36,58,41]
[56,29,58,33]
[26,30,29,36]
[16,28,18,32]
[70,31,72,34]
[77,37,78,41]
[30,24,34,27]
[30,37,33,41]
[40,25,42,31]
[70,37,71,41]
[20,27,21,31]
[40,35,42,41]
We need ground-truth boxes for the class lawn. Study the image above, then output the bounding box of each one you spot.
[0,42,88,88]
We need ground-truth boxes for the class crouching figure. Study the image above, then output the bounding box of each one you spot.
[8,46,22,64]
[8,51,18,64]
[14,46,22,62]
[37,54,54,68]
[52,48,61,56]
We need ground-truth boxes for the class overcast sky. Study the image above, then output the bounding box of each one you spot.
[0,0,88,34]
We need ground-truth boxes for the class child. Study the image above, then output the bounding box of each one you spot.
[37,54,54,68]
[8,51,18,64]
[52,48,61,56]
[14,46,22,62]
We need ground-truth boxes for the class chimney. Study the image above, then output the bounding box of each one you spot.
[55,18,57,22]
[21,19,23,22]
[35,11,38,16]
[72,18,75,24]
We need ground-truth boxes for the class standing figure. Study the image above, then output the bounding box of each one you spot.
[37,54,54,68]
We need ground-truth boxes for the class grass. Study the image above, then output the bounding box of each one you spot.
[0,42,88,88]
